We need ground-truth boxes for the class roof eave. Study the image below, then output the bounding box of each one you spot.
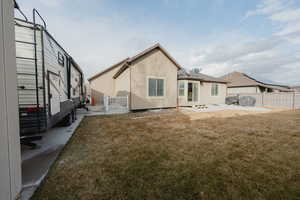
[128,43,182,70]
[113,62,130,79]
[113,44,182,79]
[88,58,129,82]
[178,77,228,83]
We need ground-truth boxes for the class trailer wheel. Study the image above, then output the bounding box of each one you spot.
[72,109,76,122]
[62,113,72,126]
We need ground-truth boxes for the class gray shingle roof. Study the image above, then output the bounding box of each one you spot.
[220,71,293,92]
[291,86,300,92]
[178,69,228,83]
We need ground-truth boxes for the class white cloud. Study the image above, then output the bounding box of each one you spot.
[17,1,174,80]
[36,0,62,7]
[275,22,300,35]
[199,38,282,64]
[187,35,300,85]
[16,0,300,86]
[232,0,300,85]
[270,8,300,22]
[245,0,300,45]
[245,0,292,18]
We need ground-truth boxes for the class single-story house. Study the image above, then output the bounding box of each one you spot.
[88,43,228,110]
[220,71,292,94]
[291,86,300,92]
[177,69,228,106]
[88,43,181,110]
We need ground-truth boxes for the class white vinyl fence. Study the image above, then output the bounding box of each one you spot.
[228,92,300,109]
[104,96,129,113]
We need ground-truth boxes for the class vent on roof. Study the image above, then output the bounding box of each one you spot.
[190,68,201,74]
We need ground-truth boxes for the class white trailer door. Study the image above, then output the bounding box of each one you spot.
[48,72,61,115]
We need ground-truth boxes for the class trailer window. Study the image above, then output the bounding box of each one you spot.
[58,52,65,66]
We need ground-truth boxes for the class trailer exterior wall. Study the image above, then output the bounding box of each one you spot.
[0,0,22,199]
[70,62,82,104]
[15,20,44,108]
[14,18,84,135]
[43,29,69,103]
[15,19,71,112]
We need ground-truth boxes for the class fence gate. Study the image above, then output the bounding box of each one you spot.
[104,96,129,113]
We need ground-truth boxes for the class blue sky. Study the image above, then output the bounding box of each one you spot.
[16,0,300,85]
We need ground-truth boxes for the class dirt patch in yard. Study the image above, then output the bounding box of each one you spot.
[33,109,300,200]
[180,106,288,120]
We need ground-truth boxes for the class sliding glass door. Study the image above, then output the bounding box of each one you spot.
[188,82,198,102]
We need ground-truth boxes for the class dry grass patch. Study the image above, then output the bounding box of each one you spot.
[33,110,300,200]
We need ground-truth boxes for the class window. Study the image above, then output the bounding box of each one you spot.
[58,52,65,66]
[211,83,219,96]
[148,78,164,97]
[178,82,185,96]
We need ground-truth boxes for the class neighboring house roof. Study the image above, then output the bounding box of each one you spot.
[220,71,292,92]
[88,43,182,81]
[177,69,228,83]
[221,72,260,87]
[291,86,300,92]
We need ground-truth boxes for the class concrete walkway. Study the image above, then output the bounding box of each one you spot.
[21,109,105,200]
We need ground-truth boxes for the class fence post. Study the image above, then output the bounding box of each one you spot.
[262,93,264,106]
[293,92,295,110]
[104,96,108,112]
[126,95,129,110]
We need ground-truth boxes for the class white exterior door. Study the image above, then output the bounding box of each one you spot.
[48,72,61,115]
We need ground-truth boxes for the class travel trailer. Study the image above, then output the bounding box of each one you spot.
[15,10,84,143]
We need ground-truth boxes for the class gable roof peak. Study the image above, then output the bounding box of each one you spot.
[113,43,182,79]
[89,43,182,81]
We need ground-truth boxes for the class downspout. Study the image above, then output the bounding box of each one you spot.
[40,29,47,129]
[67,58,71,99]
[129,63,132,110]
[176,72,179,109]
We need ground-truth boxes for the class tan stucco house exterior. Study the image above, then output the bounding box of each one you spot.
[88,44,181,110]
[88,43,228,110]
[177,69,228,106]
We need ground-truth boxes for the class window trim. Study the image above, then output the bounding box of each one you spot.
[211,83,219,96]
[147,76,166,99]
[178,81,185,97]
[58,52,65,67]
